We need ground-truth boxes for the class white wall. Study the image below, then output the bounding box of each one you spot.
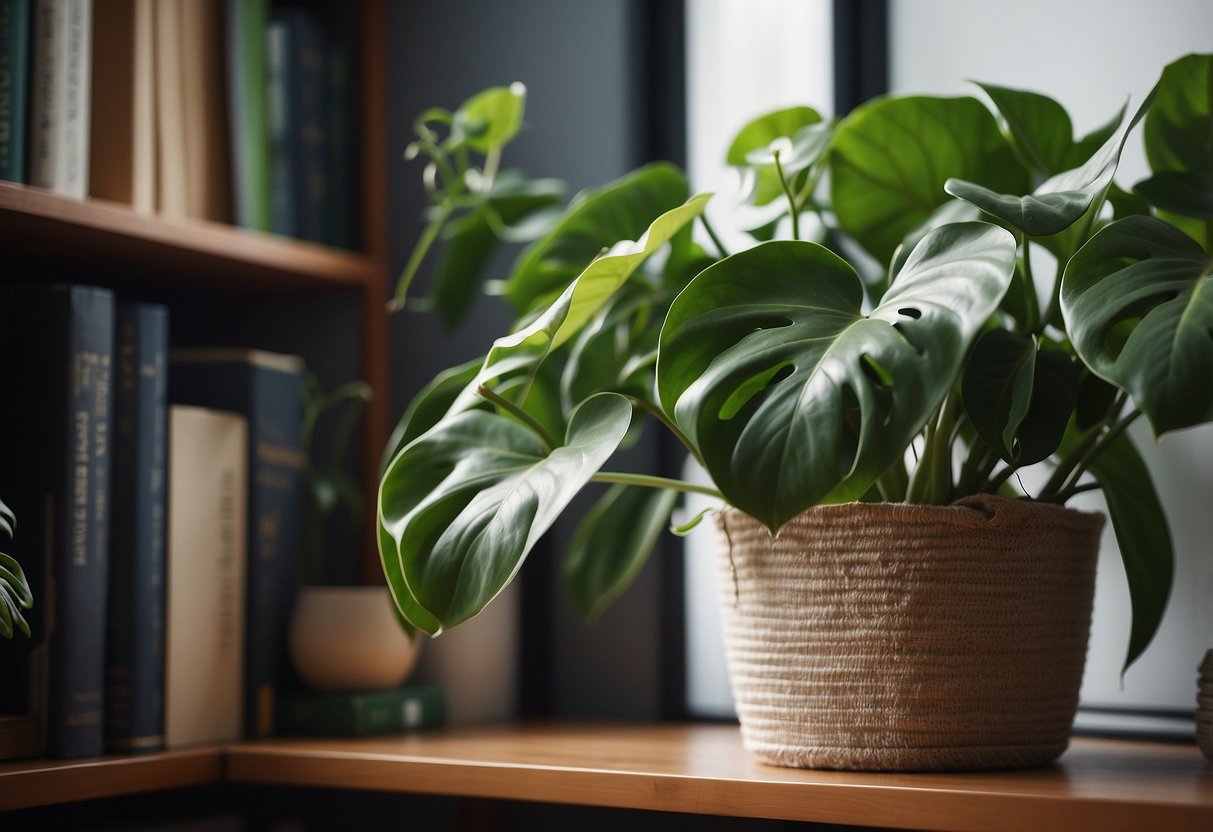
[890,0,1213,716]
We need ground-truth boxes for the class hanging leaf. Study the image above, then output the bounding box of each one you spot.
[830,95,1025,265]
[1061,215,1213,436]
[500,163,691,314]
[563,485,678,621]
[657,222,1016,531]
[378,393,633,635]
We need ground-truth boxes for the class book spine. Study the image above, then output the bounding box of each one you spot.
[169,356,303,739]
[165,406,247,748]
[324,20,356,249]
[29,0,90,198]
[0,0,29,182]
[105,303,168,754]
[266,17,294,237]
[225,0,270,231]
[277,687,447,737]
[0,285,113,759]
[292,11,326,244]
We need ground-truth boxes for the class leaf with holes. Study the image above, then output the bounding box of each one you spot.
[1061,215,1213,436]
[657,222,1016,531]
[378,393,633,635]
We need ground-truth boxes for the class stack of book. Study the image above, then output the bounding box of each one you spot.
[0,0,357,248]
[0,282,361,760]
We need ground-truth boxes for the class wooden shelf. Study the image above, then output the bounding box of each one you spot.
[0,182,380,292]
[2,723,1210,828]
[0,746,222,812]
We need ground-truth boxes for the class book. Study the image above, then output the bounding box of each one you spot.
[267,8,326,243]
[88,0,156,211]
[165,405,247,748]
[156,0,230,221]
[0,283,113,758]
[224,0,270,231]
[322,8,357,249]
[105,302,168,754]
[169,348,304,739]
[28,0,92,198]
[276,686,446,737]
[0,0,30,182]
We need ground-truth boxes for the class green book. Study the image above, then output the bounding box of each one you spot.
[276,686,446,737]
[0,0,30,182]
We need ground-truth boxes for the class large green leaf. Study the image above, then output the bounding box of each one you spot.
[563,485,678,621]
[1134,171,1213,219]
[657,222,1016,531]
[945,100,1140,238]
[830,95,1024,265]
[726,106,825,206]
[962,329,1077,465]
[378,393,633,635]
[1059,424,1172,673]
[500,163,690,313]
[447,193,711,417]
[975,82,1074,178]
[1061,215,1213,435]
[425,175,565,329]
[1143,54,1212,178]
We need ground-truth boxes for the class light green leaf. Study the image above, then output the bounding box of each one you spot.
[1061,215,1213,435]
[727,107,823,206]
[670,505,716,537]
[378,393,633,635]
[449,82,527,154]
[563,485,678,621]
[657,222,1016,531]
[449,192,711,417]
[830,95,1025,265]
[501,163,691,314]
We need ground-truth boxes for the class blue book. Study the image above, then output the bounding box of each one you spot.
[0,284,114,758]
[0,0,29,182]
[168,348,304,738]
[105,303,168,754]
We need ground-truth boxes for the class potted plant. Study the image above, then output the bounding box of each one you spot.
[379,54,1212,770]
[288,375,419,693]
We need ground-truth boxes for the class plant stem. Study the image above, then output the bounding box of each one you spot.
[700,214,730,259]
[773,151,800,240]
[1056,408,1142,496]
[476,384,559,452]
[629,398,704,468]
[1044,480,1103,504]
[1020,233,1041,333]
[591,471,725,500]
[1039,392,1127,497]
[390,203,454,311]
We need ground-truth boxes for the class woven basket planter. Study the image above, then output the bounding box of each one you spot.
[714,494,1104,772]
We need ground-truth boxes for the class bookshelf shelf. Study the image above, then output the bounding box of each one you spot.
[2,724,1210,829]
[0,182,378,292]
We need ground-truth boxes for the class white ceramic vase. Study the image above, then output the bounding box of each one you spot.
[287,585,420,693]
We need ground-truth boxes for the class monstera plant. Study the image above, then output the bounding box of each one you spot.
[1,497,32,640]
[381,54,1212,684]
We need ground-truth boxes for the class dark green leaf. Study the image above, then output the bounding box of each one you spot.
[1014,347,1078,465]
[382,358,482,473]
[1060,425,1172,673]
[1134,171,1213,219]
[1061,215,1213,435]
[1074,367,1120,431]
[975,82,1073,177]
[1105,181,1154,219]
[1143,54,1213,178]
[425,176,565,329]
[501,164,691,314]
[378,393,633,635]
[962,329,1036,461]
[563,485,678,621]
[657,222,1016,531]
[830,95,1025,265]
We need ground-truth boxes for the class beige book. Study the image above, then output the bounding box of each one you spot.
[165,405,247,748]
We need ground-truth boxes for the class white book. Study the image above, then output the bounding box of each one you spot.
[29,0,91,198]
[165,405,247,748]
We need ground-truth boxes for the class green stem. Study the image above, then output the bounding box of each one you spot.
[1056,408,1142,496]
[591,471,725,500]
[476,384,559,452]
[773,151,800,240]
[630,398,704,469]
[1040,391,1127,496]
[1043,480,1103,505]
[390,203,454,311]
[700,214,730,259]
[1020,233,1041,334]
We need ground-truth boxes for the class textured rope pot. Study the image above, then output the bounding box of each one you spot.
[714,494,1104,772]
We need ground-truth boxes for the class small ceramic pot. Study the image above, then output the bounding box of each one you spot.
[288,585,420,693]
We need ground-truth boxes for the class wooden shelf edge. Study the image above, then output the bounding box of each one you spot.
[0,182,380,292]
[0,746,223,813]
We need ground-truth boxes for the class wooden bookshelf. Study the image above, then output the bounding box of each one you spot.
[2,723,1210,829]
